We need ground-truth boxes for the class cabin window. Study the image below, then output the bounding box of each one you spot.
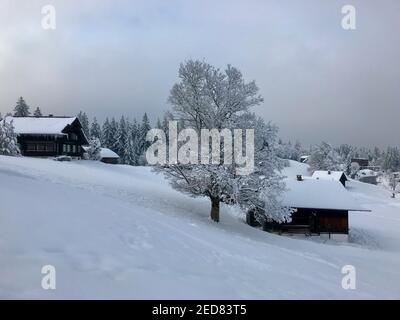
[27,143,36,151]
[36,144,46,151]
[70,133,78,141]
[63,144,67,153]
[46,143,55,152]
[72,145,76,153]
[67,145,71,153]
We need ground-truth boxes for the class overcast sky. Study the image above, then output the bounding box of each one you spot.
[0,0,399,147]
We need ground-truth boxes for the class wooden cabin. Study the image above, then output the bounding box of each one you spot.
[311,170,348,187]
[351,158,369,169]
[5,116,89,158]
[100,148,120,164]
[82,147,120,164]
[247,177,369,241]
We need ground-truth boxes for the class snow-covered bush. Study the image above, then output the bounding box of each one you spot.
[0,119,20,156]
[308,141,344,172]
[87,138,102,160]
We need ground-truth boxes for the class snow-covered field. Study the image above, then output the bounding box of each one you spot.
[0,156,400,299]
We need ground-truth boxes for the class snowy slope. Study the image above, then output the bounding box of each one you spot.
[1,156,400,299]
[282,159,310,178]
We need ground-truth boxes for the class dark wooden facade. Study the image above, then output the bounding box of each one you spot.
[100,157,119,164]
[247,208,349,236]
[351,158,369,168]
[17,118,88,158]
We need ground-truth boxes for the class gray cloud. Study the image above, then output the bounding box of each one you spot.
[0,0,399,147]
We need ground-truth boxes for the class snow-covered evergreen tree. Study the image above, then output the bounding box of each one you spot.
[33,107,42,117]
[87,138,102,160]
[154,60,291,223]
[125,135,138,165]
[101,118,112,148]
[382,147,400,172]
[138,113,151,165]
[13,97,30,117]
[308,141,344,172]
[0,118,21,156]
[90,117,102,140]
[116,116,129,162]
[109,117,119,153]
[77,111,90,137]
[130,119,140,164]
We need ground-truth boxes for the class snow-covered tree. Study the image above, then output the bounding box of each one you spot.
[87,137,102,160]
[138,113,151,165]
[308,141,344,172]
[33,107,43,117]
[116,116,129,162]
[77,111,90,137]
[276,140,303,162]
[109,117,119,153]
[125,135,138,165]
[382,147,400,172]
[90,117,102,140]
[235,115,294,224]
[13,97,30,117]
[154,60,291,223]
[101,118,112,148]
[350,162,360,178]
[0,118,21,156]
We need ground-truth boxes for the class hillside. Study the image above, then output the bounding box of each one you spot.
[1,156,400,299]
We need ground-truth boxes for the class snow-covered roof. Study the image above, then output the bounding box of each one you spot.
[100,148,119,159]
[281,178,368,211]
[356,169,378,178]
[82,146,120,159]
[312,170,347,182]
[5,116,77,135]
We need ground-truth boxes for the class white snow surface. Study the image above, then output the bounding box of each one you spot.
[1,156,400,299]
[4,116,76,135]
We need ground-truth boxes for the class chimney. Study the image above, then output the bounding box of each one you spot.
[296,175,303,181]
[48,114,53,117]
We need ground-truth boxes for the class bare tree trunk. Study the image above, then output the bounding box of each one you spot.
[210,196,220,222]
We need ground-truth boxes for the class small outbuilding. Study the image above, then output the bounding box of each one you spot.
[99,148,120,164]
[351,158,369,169]
[312,170,348,187]
[248,177,369,241]
[356,169,378,185]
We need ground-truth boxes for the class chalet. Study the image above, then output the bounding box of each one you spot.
[351,158,369,168]
[351,158,381,171]
[5,116,89,158]
[247,177,369,241]
[312,170,348,187]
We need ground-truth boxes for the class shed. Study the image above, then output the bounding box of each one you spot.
[248,178,369,241]
[100,148,120,164]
